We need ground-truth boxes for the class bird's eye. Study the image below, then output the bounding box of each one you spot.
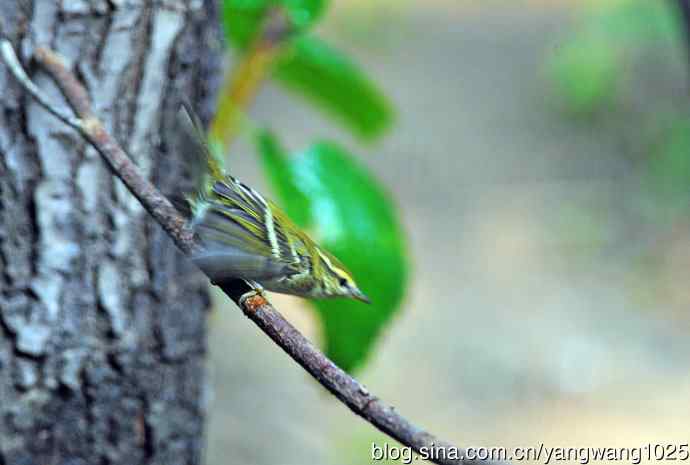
[339,278,348,287]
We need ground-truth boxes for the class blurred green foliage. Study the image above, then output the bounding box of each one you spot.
[548,0,690,305]
[274,35,394,139]
[547,37,620,115]
[258,131,408,372]
[548,0,690,208]
[647,118,690,211]
[222,0,393,140]
[222,0,327,47]
[256,131,311,226]
[219,0,407,372]
[585,0,678,45]
[546,0,680,115]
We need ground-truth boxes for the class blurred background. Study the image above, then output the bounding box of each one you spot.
[205,0,690,463]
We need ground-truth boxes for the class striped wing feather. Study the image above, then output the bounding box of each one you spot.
[191,178,307,282]
[177,103,317,283]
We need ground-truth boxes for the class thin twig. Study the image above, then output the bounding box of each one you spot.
[1,41,83,130]
[2,42,196,253]
[1,39,506,465]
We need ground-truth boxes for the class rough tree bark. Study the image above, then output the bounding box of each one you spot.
[0,1,221,464]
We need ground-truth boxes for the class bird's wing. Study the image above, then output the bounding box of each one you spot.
[191,178,304,281]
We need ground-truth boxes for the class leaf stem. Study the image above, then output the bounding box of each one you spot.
[210,7,294,151]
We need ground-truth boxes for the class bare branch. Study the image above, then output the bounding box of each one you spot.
[2,41,196,254]
[33,47,95,119]
[1,41,82,130]
[1,39,506,465]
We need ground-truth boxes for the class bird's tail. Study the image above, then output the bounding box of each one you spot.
[176,102,226,194]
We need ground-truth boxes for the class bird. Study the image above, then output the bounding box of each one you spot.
[177,104,370,305]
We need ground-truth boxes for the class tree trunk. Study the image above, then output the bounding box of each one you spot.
[0,1,221,464]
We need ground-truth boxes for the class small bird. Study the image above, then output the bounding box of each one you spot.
[178,104,370,304]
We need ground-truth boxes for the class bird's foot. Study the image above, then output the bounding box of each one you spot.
[238,280,265,307]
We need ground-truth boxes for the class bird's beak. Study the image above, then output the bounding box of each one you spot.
[352,288,371,304]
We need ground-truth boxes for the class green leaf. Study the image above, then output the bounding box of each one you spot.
[274,35,394,140]
[222,0,327,48]
[221,0,393,140]
[256,130,311,226]
[258,137,408,372]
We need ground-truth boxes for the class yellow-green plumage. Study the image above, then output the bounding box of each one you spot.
[179,105,369,303]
